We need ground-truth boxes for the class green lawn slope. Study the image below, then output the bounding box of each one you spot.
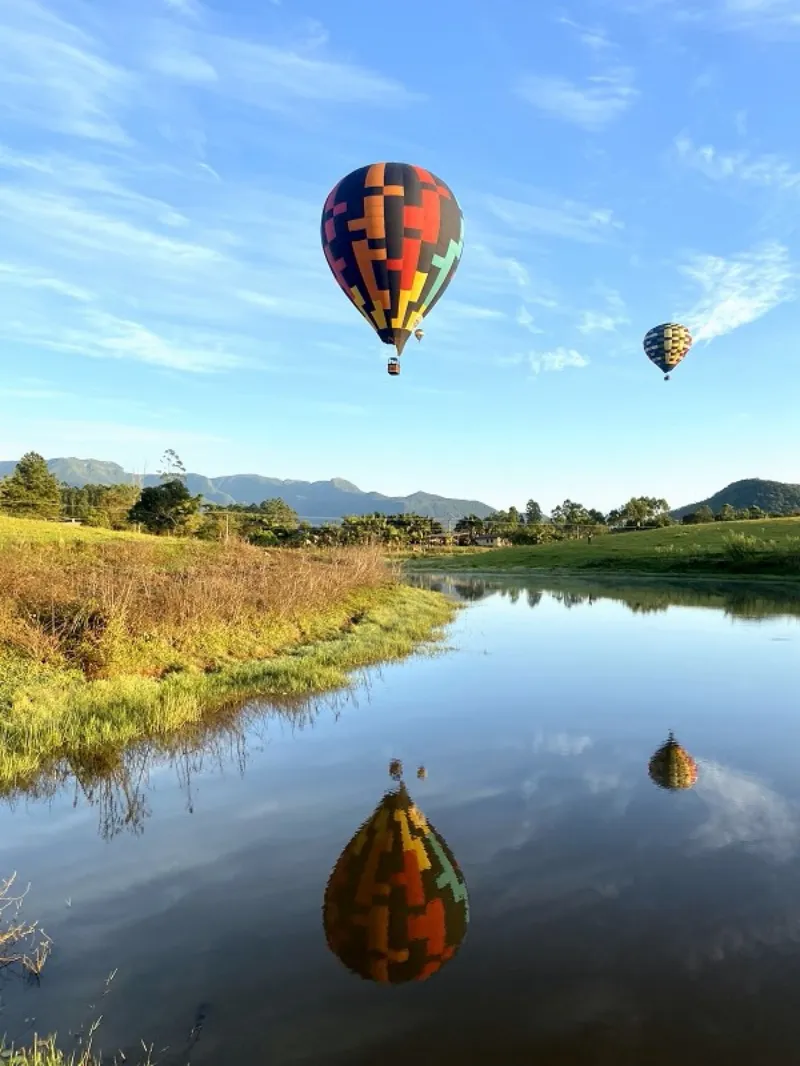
[408,518,800,577]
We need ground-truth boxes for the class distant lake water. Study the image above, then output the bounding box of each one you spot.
[2,575,800,1064]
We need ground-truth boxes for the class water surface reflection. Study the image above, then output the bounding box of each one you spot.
[2,576,800,1064]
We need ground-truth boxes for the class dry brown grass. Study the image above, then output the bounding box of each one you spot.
[0,873,52,978]
[0,520,455,790]
[0,537,392,679]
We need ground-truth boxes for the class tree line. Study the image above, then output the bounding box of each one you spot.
[0,451,793,549]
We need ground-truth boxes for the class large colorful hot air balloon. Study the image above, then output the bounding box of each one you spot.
[643,323,692,381]
[321,163,464,376]
[648,732,699,791]
[323,762,469,984]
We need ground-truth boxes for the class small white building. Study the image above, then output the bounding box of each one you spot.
[474,534,511,548]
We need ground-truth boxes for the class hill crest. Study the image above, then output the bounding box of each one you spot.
[671,478,800,519]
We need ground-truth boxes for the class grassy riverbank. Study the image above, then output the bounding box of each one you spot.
[0,1036,151,1066]
[407,518,800,577]
[0,518,456,789]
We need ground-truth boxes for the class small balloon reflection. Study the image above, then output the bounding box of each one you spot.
[648,731,699,791]
[323,761,469,984]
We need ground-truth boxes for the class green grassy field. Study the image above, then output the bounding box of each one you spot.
[406,518,800,577]
[0,516,154,546]
[0,516,457,790]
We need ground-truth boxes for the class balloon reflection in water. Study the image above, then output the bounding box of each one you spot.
[323,760,469,984]
[648,732,699,791]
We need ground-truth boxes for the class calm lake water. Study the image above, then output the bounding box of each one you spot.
[3,574,800,1064]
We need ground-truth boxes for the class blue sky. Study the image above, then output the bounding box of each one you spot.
[1,0,799,512]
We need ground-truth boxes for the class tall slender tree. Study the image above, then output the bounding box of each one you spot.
[0,451,62,519]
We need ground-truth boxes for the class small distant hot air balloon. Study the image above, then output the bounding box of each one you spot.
[643,323,692,381]
[414,329,424,342]
[323,763,469,984]
[321,163,464,377]
[416,765,427,780]
[648,732,699,791]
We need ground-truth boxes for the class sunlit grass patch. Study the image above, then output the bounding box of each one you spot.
[407,517,800,577]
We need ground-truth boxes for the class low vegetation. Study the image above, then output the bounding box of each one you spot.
[0,516,456,789]
[2,451,798,550]
[0,873,51,978]
[0,1036,140,1066]
[407,517,800,577]
[0,878,151,1065]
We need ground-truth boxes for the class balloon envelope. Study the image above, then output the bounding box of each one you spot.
[648,732,698,790]
[323,780,469,983]
[643,323,692,376]
[321,162,464,356]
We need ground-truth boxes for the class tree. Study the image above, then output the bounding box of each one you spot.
[258,498,299,529]
[455,514,485,541]
[128,479,201,534]
[683,505,714,525]
[60,482,141,528]
[551,499,590,535]
[716,503,736,522]
[0,451,62,519]
[615,496,670,528]
[586,508,606,526]
[158,449,187,483]
[506,506,521,527]
[525,499,543,525]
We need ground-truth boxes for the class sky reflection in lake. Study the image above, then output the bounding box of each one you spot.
[2,575,800,1064]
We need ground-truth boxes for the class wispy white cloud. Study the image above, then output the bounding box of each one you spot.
[716,0,800,29]
[0,309,256,373]
[557,14,615,49]
[679,242,795,342]
[0,143,193,226]
[516,68,637,129]
[690,68,716,93]
[0,185,224,269]
[0,386,72,401]
[0,261,94,302]
[466,242,533,294]
[485,192,623,243]
[516,305,545,334]
[532,731,593,756]
[163,0,204,17]
[617,0,800,32]
[27,420,229,447]
[149,47,218,85]
[443,301,505,320]
[529,347,590,373]
[0,0,132,144]
[674,135,800,191]
[577,287,630,333]
[235,288,354,327]
[146,24,423,111]
[692,761,800,862]
[577,310,622,333]
[0,0,432,382]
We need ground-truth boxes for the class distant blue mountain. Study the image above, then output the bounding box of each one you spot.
[0,457,497,523]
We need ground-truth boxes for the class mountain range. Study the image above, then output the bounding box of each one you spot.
[670,479,800,520]
[3,459,799,525]
[0,457,497,523]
